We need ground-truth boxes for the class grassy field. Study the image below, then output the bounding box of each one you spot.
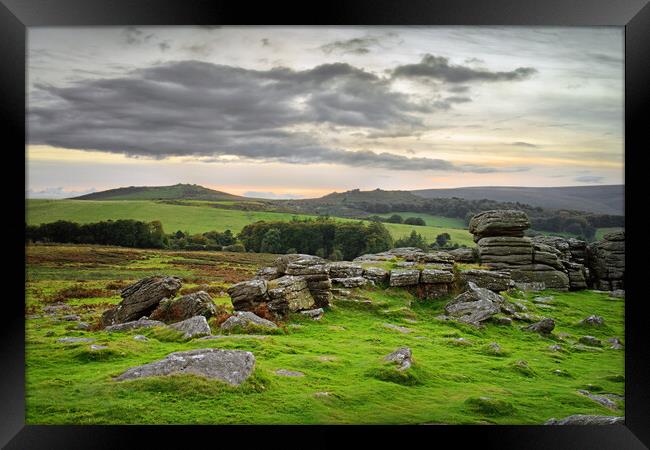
[375,212,466,229]
[26,244,625,424]
[27,199,476,247]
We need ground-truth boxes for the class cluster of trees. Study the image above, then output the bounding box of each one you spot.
[368,214,426,226]
[238,218,394,260]
[345,197,622,241]
[166,229,243,251]
[394,230,460,251]
[26,220,167,248]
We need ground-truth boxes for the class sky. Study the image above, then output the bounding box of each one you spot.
[26,26,624,199]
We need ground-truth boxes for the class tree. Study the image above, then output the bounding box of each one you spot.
[435,232,451,247]
[386,214,404,224]
[260,228,283,254]
[404,217,426,226]
[394,230,428,250]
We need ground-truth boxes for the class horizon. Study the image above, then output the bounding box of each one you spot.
[27,26,624,198]
[26,181,624,200]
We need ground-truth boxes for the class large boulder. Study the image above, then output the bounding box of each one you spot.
[283,256,331,308]
[522,318,555,335]
[227,279,269,311]
[150,291,217,323]
[469,210,531,241]
[267,275,315,315]
[220,311,278,332]
[273,254,326,275]
[331,277,372,288]
[114,348,256,385]
[101,276,183,327]
[254,266,280,281]
[443,282,504,326]
[510,267,570,290]
[389,269,420,287]
[458,269,512,292]
[168,316,212,339]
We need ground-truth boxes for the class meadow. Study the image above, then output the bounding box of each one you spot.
[25,244,625,424]
[26,199,476,247]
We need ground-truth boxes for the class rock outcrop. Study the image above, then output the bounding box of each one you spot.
[586,230,625,290]
[168,315,211,339]
[384,347,413,371]
[545,415,624,425]
[101,276,183,326]
[470,211,570,291]
[457,269,512,292]
[114,348,256,385]
[220,311,278,332]
[266,275,315,315]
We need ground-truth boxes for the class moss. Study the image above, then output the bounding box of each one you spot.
[366,363,427,386]
[510,360,536,377]
[464,397,515,417]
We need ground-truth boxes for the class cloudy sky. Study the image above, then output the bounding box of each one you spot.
[27,26,624,199]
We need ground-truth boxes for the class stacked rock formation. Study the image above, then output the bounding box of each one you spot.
[101,276,183,326]
[470,210,570,290]
[283,255,333,307]
[531,235,589,290]
[586,230,625,290]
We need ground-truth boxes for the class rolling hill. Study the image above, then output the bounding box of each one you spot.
[411,185,624,215]
[71,183,247,202]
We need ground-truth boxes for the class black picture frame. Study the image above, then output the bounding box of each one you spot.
[2,0,648,448]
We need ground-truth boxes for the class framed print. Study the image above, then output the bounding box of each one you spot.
[2,0,649,448]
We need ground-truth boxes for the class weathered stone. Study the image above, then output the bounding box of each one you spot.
[105,318,165,332]
[443,282,504,326]
[514,281,546,292]
[300,308,324,320]
[133,335,149,341]
[273,254,325,275]
[331,277,371,288]
[587,231,625,290]
[577,390,619,410]
[101,276,183,326]
[389,269,420,287]
[74,322,90,330]
[412,283,450,300]
[227,279,269,311]
[267,275,315,315]
[458,269,512,292]
[548,344,563,352]
[580,315,605,327]
[326,261,363,278]
[522,318,555,335]
[254,266,280,281]
[115,348,255,385]
[510,268,569,290]
[490,316,513,326]
[545,414,624,425]
[420,269,454,284]
[57,337,96,344]
[220,311,278,332]
[90,344,108,351]
[363,267,389,284]
[384,347,412,371]
[59,314,81,321]
[447,247,477,263]
[610,289,625,298]
[469,210,531,240]
[579,335,602,347]
[150,291,217,323]
[168,316,211,339]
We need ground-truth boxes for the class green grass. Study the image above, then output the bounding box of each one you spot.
[26,199,475,247]
[595,228,624,240]
[25,244,624,424]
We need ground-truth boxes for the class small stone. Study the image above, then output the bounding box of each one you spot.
[383,323,412,334]
[533,296,554,304]
[275,369,304,377]
[168,316,212,339]
[383,347,412,371]
[577,390,619,410]
[579,336,602,347]
[580,315,605,327]
[75,322,91,330]
[548,344,563,352]
[314,391,331,398]
[522,318,555,335]
[59,314,81,322]
[608,337,623,350]
[57,337,95,344]
[90,344,108,351]
[133,335,149,341]
[300,308,324,320]
[545,415,624,425]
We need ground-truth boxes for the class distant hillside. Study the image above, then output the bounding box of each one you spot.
[412,185,624,215]
[71,184,246,202]
[281,189,427,217]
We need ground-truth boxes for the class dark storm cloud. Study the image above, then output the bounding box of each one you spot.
[320,37,381,55]
[28,59,518,173]
[393,54,537,83]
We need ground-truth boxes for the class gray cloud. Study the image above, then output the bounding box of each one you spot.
[320,36,380,55]
[27,186,97,199]
[393,54,537,83]
[244,191,304,199]
[574,175,605,183]
[29,59,520,174]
